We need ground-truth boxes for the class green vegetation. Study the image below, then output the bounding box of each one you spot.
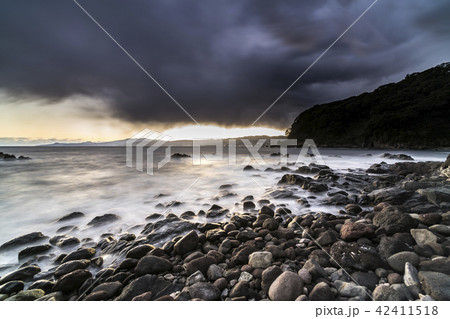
[288,63,450,149]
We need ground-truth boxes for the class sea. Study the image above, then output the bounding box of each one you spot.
[0,145,447,276]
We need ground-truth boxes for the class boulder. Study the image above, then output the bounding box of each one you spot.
[0,265,41,285]
[61,247,96,263]
[53,269,92,293]
[56,212,85,223]
[330,241,384,271]
[248,252,272,269]
[87,214,119,227]
[387,252,420,273]
[410,229,438,245]
[4,289,44,301]
[419,258,450,275]
[173,230,198,256]
[373,206,418,235]
[309,282,334,301]
[268,271,304,301]
[91,281,123,299]
[126,244,154,259]
[54,259,90,278]
[135,256,172,276]
[0,281,24,295]
[185,255,216,276]
[373,285,408,301]
[188,282,220,301]
[261,266,282,292]
[419,271,450,301]
[340,222,375,241]
[116,275,183,301]
[18,244,52,259]
[0,232,46,251]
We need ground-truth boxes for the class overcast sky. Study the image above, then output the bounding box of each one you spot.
[0,0,449,142]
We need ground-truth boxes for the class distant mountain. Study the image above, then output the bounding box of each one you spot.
[42,135,286,147]
[287,63,450,149]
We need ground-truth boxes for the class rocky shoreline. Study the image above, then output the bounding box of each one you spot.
[0,155,449,301]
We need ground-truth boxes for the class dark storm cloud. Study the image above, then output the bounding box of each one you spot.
[0,0,449,129]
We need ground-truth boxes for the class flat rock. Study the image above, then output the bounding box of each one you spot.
[87,214,120,227]
[53,269,92,293]
[61,247,96,263]
[189,282,221,301]
[340,222,375,241]
[410,229,438,245]
[0,232,47,251]
[0,265,41,285]
[419,271,450,301]
[268,271,304,301]
[0,281,24,294]
[57,212,85,223]
[54,259,90,278]
[18,244,52,259]
[5,289,45,301]
[115,275,183,301]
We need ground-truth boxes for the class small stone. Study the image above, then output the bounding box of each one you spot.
[248,251,272,269]
[268,271,304,301]
[334,281,370,300]
[238,271,253,282]
[303,259,327,280]
[207,264,224,282]
[404,262,420,287]
[186,270,206,286]
[387,273,403,285]
[189,282,220,301]
[185,255,216,276]
[373,284,407,301]
[387,251,420,273]
[410,229,438,245]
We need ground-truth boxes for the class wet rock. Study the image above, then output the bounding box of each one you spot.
[49,235,80,247]
[0,281,24,294]
[135,256,172,276]
[373,206,418,235]
[18,244,52,259]
[5,289,45,301]
[185,255,216,276]
[116,275,183,301]
[126,244,154,259]
[56,212,85,223]
[173,230,198,256]
[373,285,407,301]
[381,153,414,161]
[345,204,363,215]
[367,162,391,174]
[54,259,90,278]
[259,206,275,217]
[410,229,438,245]
[387,251,420,273]
[53,269,92,293]
[340,222,375,241]
[243,201,256,210]
[419,271,450,301]
[248,252,272,269]
[0,232,47,251]
[261,266,283,292]
[0,265,41,285]
[189,282,220,301]
[87,214,120,227]
[309,282,334,301]
[243,165,255,171]
[268,271,304,301]
[330,241,384,271]
[28,280,54,293]
[61,247,96,263]
[91,281,123,299]
[417,187,450,207]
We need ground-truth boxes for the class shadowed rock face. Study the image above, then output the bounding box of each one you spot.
[288,63,450,149]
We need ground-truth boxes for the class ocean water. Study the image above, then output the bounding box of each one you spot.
[0,146,447,275]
